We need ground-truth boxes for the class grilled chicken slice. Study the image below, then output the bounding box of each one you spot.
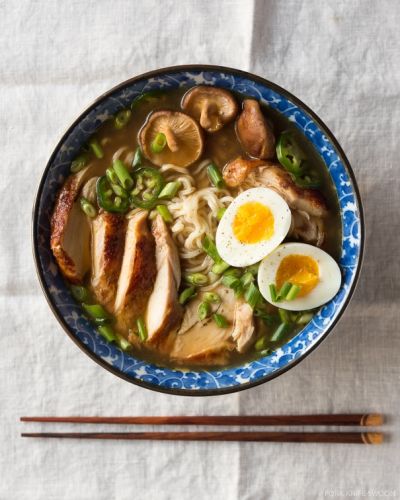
[114,211,156,332]
[91,211,125,311]
[145,215,182,344]
[51,165,102,283]
[257,165,328,217]
[231,301,255,353]
[222,156,269,187]
[171,286,236,363]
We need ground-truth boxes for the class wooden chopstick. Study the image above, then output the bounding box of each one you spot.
[20,431,383,444]
[20,414,383,427]
[20,413,383,427]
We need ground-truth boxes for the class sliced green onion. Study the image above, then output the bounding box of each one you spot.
[216,207,226,221]
[223,268,242,278]
[131,89,166,109]
[203,292,221,304]
[246,263,260,276]
[106,167,119,185]
[271,322,291,342]
[254,308,276,325]
[198,301,211,321]
[151,132,167,153]
[111,183,129,198]
[136,317,147,342]
[277,281,292,300]
[113,159,133,190]
[286,284,301,301]
[202,236,220,262]
[211,261,230,275]
[241,271,254,288]
[97,324,116,342]
[114,109,132,130]
[132,147,143,169]
[244,282,262,309]
[70,285,89,302]
[296,311,314,325]
[82,303,110,324]
[254,336,267,351]
[222,274,241,289]
[116,333,132,351]
[158,181,182,200]
[212,313,229,328]
[269,283,278,302]
[207,163,225,189]
[179,286,197,305]
[156,204,173,223]
[278,308,291,324]
[89,139,104,159]
[260,348,273,356]
[70,154,88,173]
[79,197,97,218]
[185,273,208,286]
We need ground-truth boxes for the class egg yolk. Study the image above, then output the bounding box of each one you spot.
[232,202,274,244]
[276,254,319,297]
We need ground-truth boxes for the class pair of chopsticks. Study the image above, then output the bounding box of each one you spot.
[20,414,384,444]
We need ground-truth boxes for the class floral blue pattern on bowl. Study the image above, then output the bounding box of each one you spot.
[33,66,363,395]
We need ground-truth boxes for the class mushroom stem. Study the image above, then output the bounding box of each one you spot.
[164,127,179,152]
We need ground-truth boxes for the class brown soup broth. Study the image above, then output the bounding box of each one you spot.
[78,86,341,370]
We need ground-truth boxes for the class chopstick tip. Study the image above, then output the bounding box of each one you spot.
[363,413,384,427]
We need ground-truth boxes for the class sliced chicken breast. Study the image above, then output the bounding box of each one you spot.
[91,211,125,311]
[114,211,156,332]
[231,300,255,353]
[145,215,182,344]
[51,165,101,283]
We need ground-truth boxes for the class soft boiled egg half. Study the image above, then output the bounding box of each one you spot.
[216,187,292,267]
[258,242,342,311]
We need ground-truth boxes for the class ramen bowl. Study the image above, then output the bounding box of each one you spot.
[32,65,364,395]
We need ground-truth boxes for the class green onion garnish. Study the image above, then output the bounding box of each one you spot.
[241,271,254,288]
[156,204,173,223]
[277,282,292,300]
[185,273,208,286]
[151,132,167,153]
[132,147,143,169]
[244,282,262,309]
[79,197,97,218]
[136,317,147,342]
[113,159,133,190]
[202,236,221,262]
[286,284,301,301]
[114,109,132,130]
[111,183,129,198]
[254,336,267,351]
[269,284,278,302]
[89,139,104,159]
[70,285,89,302]
[106,167,119,185]
[296,311,314,325]
[203,292,221,304]
[158,181,182,200]
[212,313,229,328]
[82,303,111,324]
[198,301,211,321]
[97,325,117,342]
[70,154,88,173]
[211,261,230,275]
[271,322,291,342]
[115,333,132,351]
[216,207,226,220]
[278,308,290,324]
[179,287,197,305]
[207,163,225,189]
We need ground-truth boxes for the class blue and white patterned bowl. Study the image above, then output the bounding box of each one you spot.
[33,65,364,396]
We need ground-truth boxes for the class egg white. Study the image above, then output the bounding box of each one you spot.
[216,187,292,267]
[258,242,342,311]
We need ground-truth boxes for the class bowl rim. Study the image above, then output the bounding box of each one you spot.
[32,64,365,396]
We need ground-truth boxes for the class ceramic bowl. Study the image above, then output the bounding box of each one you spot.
[33,65,364,395]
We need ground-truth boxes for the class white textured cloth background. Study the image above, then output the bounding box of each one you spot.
[1,1,399,498]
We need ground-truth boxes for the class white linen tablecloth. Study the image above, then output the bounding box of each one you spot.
[1,1,399,498]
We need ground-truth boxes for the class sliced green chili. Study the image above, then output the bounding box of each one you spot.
[97,176,129,213]
[79,197,97,218]
[158,181,182,199]
[151,132,167,153]
[114,109,132,130]
[113,159,133,190]
[179,286,197,305]
[207,163,225,189]
[111,183,129,199]
[89,139,104,159]
[106,167,119,185]
[129,167,164,209]
[70,154,88,173]
[212,313,229,328]
[276,131,307,175]
[156,204,173,223]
